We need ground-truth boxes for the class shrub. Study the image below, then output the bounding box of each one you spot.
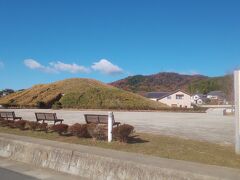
[52,101,62,109]
[25,121,48,131]
[69,123,89,137]
[36,101,46,109]
[0,119,5,126]
[14,120,27,130]
[0,120,15,128]
[93,125,107,140]
[86,123,97,138]
[27,121,39,131]
[113,124,134,142]
[0,120,13,127]
[50,124,69,135]
[38,122,48,132]
[86,124,107,140]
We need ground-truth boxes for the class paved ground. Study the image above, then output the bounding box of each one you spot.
[0,167,38,180]
[11,108,235,145]
[0,157,87,180]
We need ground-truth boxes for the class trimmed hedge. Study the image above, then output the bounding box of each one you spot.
[91,124,107,140]
[27,121,39,131]
[50,124,69,135]
[69,123,89,137]
[113,124,134,142]
[0,120,13,127]
[0,118,135,143]
[14,120,27,130]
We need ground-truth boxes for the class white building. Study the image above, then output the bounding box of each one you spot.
[145,90,192,108]
[207,91,225,100]
[191,93,206,105]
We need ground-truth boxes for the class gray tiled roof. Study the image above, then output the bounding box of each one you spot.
[145,92,170,99]
[207,91,226,97]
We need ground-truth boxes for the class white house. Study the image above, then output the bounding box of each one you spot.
[191,93,206,105]
[145,90,192,108]
[207,91,226,100]
[2,92,8,96]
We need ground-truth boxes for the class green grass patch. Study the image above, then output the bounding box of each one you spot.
[1,126,240,169]
[0,78,166,110]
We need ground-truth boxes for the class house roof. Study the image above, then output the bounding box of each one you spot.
[192,93,207,98]
[145,92,170,99]
[193,93,204,96]
[145,89,190,100]
[207,91,226,97]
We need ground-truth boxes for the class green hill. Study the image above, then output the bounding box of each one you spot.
[0,78,166,110]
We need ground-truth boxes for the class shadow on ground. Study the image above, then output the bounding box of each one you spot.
[127,135,149,144]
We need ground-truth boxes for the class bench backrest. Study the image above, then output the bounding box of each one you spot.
[84,114,115,124]
[0,111,15,118]
[35,113,57,120]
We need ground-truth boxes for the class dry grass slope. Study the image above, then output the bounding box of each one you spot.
[0,78,166,110]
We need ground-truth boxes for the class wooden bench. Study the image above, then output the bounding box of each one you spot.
[0,111,22,121]
[84,114,121,127]
[35,112,63,125]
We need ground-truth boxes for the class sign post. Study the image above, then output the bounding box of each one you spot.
[108,112,113,142]
[234,70,240,154]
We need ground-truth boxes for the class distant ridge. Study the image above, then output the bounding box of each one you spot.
[110,72,208,93]
[110,72,233,101]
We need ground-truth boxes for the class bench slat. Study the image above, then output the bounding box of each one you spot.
[98,115,108,124]
[36,113,45,120]
[0,111,22,121]
[45,113,56,120]
[84,114,120,127]
[85,115,99,124]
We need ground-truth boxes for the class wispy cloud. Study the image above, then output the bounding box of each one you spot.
[24,58,124,76]
[50,61,90,73]
[24,59,57,73]
[24,59,89,74]
[91,59,123,75]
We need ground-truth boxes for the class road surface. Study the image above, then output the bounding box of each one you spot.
[0,157,86,180]
[0,167,38,180]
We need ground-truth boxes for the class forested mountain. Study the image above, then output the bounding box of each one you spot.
[110,72,233,100]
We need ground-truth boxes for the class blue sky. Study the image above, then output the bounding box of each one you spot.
[0,0,239,90]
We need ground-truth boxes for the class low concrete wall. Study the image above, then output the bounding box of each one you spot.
[0,133,240,180]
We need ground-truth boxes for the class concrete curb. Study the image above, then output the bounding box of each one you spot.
[0,157,86,180]
[0,133,240,180]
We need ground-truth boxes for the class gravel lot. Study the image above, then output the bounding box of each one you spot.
[9,108,235,145]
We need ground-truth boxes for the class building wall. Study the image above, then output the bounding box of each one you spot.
[191,95,204,105]
[150,98,158,101]
[158,91,192,108]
